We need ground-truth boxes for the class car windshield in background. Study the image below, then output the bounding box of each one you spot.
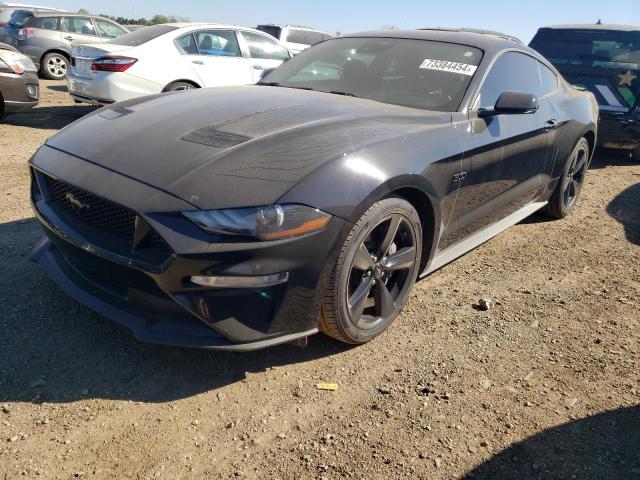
[531,28,639,108]
[262,37,482,111]
[257,25,282,39]
[7,10,33,28]
[107,24,178,46]
[531,29,640,68]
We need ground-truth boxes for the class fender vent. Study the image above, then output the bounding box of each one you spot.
[182,127,252,148]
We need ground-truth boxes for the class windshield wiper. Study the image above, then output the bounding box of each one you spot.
[257,81,281,86]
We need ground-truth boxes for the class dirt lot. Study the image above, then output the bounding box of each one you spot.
[0,80,639,479]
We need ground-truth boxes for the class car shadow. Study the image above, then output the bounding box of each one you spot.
[0,218,350,405]
[3,105,97,130]
[606,182,640,246]
[46,84,68,92]
[462,406,640,480]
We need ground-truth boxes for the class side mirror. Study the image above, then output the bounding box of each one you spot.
[478,91,539,118]
[260,68,275,79]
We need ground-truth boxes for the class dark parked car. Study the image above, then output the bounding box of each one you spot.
[530,24,639,159]
[0,41,38,117]
[29,28,598,351]
[1,10,128,79]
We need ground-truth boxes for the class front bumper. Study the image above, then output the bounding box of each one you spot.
[0,70,39,112]
[598,109,640,150]
[29,146,349,350]
[67,70,162,105]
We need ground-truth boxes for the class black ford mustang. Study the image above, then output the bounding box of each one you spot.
[29,28,598,351]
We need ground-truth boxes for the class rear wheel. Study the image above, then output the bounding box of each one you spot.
[164,81,198,92]
[42,52,68,80]
[543,137,590,219]
[320,198,422,344]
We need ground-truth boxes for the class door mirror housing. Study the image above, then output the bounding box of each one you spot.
[478,91,539,118]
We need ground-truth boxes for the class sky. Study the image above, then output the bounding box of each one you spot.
[47,0,640,43]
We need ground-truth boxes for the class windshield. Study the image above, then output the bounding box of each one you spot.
[531,28,639,108]
[7,10,32,28]
[261,37,483,112]
[107,24,178,46]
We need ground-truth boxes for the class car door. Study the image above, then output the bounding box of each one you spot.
[62,16,100,50]
[238,30,290,81]
[449,51,550,244]
[185,29,253,87]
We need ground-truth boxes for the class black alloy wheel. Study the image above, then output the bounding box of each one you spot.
[320,198,422,344]
[544,137,590,219]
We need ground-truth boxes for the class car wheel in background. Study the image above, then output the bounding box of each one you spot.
[164,81,198,92]
[543,137,590,219]
[42,53,69,80]
[320,197,422,344]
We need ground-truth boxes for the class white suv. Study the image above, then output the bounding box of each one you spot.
[256,24,332,55]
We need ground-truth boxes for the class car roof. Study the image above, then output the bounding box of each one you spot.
[343,28,525,51]
[0,3,64,10]
[539,23,640,32]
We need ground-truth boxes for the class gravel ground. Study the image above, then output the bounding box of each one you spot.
[0,80,639,480]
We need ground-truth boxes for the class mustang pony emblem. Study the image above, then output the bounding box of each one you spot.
[65,192,90,210]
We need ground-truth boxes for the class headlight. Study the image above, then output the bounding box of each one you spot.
[0,50,37,74]
[183,204,331,241]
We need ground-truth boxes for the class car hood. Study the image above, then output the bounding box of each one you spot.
[46,86,451,209]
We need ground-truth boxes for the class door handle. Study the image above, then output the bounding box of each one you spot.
[252,65,264,70]
[64,36,74,41]
[544,119,559,131]
[192,60,204,65]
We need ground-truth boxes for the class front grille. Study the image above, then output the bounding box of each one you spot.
[67,256,129,299]
[47,176,136,244]
[38,172,173,266]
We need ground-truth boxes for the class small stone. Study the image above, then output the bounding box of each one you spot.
[434,457,443,468]
[1,404,9,414]
[64,439,71,445]
[468,444,478,454]
[565,397,578,408]
[378,386,392,395]
[477,298,494,311]
[276,433,286,439]
[191,420,199,426]
[8,436,18,442]
[530,320,540,328]
[480,440,489,448]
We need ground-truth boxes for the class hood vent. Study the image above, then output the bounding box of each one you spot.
[182,127,252,148]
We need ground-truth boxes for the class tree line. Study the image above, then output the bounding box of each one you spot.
[77,9,189,26]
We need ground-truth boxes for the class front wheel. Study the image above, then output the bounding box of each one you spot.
[320,197,422,344]
[543,137,590,219]
[42,52,69,80]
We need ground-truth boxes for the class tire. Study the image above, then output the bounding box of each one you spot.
[543,137,590,219]
[320,197,422,344]
[164,81,198,92]
[42,52,69,80]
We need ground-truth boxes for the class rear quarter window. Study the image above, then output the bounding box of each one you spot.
[33,16,60,31]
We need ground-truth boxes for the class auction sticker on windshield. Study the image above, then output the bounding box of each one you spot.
[420,59,478,76]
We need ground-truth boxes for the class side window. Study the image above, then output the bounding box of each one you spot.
[241,31,290,61]
[286,29,309,45]
[63,17,97,36]
[176,33,198,55]
[195,30,241,57]
[476,52,541,108]
[538,62,558,96]
[306,31,323,46]
[95,19,127,39]
[33,17,60,30]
